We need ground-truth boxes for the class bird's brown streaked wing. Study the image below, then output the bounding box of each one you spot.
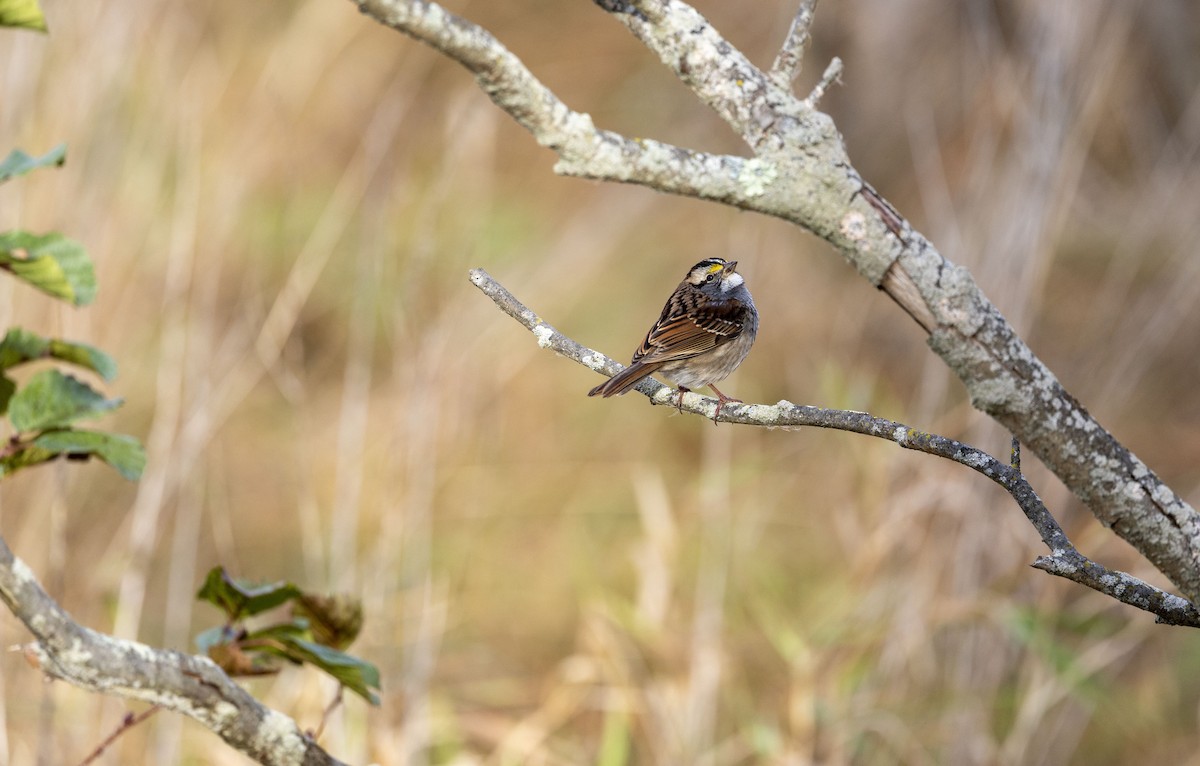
[689,310,744,337]
[632,297,747,365]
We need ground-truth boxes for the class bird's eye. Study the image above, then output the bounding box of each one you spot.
[705,273,715,283]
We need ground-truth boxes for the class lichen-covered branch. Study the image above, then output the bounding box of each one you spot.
[353,0,1200,606]
[470,268,1200,628]
[0,535,346,766]
[352,0,797,212]
[770,0,819,88]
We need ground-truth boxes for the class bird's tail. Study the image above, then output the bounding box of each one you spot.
[588,361,660,398]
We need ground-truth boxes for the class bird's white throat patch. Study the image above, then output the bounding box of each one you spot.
[721,272,744,292]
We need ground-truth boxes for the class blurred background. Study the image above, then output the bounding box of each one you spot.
[1,0,1199,763]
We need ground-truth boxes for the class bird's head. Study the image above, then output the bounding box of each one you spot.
[686,257,743,293]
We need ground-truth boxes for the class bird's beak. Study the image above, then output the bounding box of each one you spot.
[723,260,738,274]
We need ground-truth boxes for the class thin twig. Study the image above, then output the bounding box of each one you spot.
[803,55,843,108]
[312,685,344,742]
[770,0,819,88]
[468,267,1200,628]
[79,706,161,766]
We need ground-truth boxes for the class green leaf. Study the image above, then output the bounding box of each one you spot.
[0,443,55,478]
[0,231,95,305]
[271,635,381,705]
[0,144,64,183]
[31,429,146,480]
[196,566,303,622]
[192,571,379,700]
[0,374,13,415]
[48,338,117,380]
[0,327,117,379]
[0,328,44,370]
[7,369,121,431]
[0,0,47,32]
[245,619,311,644]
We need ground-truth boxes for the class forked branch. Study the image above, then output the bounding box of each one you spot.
[470,268,1200,628]
[354,0,1200,606]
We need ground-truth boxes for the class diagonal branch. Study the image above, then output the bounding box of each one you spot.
[353,0,1200,606]
[469,268,1200,628]
[354,0,791,208]
[0,535,346,766]
[770,0,820,88]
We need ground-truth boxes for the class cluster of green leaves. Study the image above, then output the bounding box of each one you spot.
[195,567,381,704]
[0,145,146,480]
[3,2,380,716]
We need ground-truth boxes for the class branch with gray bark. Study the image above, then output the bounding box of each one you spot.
[0,536,345,766]
[470,268,1200,628]
[353,0,1200,605]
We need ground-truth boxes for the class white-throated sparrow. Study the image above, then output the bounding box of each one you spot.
[588,257,758,421]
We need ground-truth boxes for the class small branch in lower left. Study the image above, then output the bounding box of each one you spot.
[0,535,347,765]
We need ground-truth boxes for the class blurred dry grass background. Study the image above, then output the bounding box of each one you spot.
[1,0,1199,763]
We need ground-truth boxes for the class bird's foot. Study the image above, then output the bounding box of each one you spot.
[673,387,691,414]
[707,384,742,424]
